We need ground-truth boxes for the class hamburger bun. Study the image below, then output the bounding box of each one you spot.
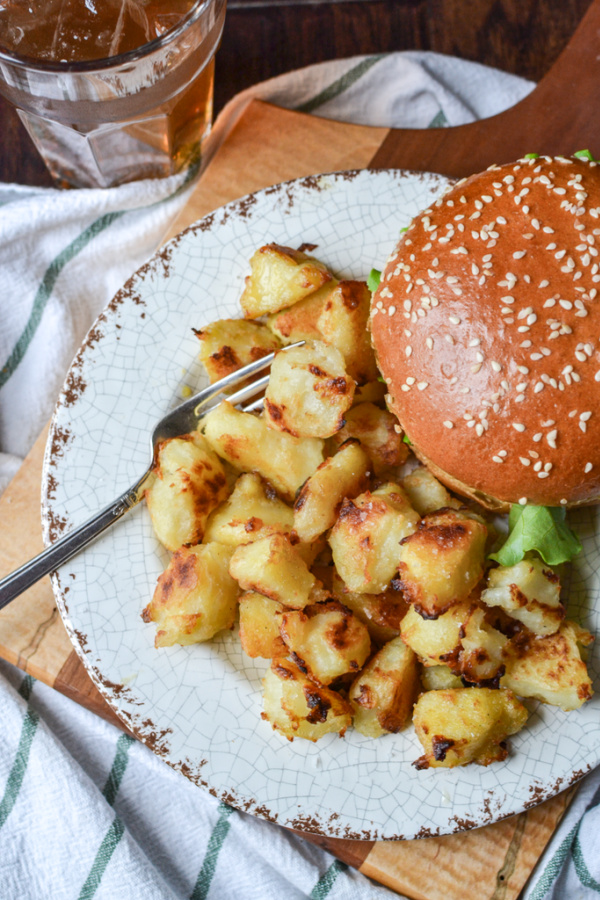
[370,155,600,511]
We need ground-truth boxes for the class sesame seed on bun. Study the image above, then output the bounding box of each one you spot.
[370,155,600,511]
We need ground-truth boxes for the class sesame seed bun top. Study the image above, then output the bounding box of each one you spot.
[371,155,600,511]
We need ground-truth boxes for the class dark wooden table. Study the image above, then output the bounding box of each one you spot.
[0,0,592,187]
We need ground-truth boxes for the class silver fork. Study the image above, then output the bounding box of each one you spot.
[0,341,303,611]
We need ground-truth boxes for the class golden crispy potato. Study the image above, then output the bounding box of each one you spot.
[202,401,323,501]
[331,571,407,645]
[501,621,594,710]
[293,440,371,542]
[332,402,408,475]
[142,543,238,648]
[278,600,371,686]
[204,472,294,547]
[329,483,419,594]
[238,591,287,659]
[264,341,355,439]
[413,688,528,769]
[229,533,317,609]
[316,280,379,385]
[481,558,565,636]
[420,666,463,691]
[262,659,352,741]
[401,466,461,516]
[146,433,228,551]
[459,606,508,685]
[352,380,387,405]
[396,510,488,618]
[266,281,338,344]
[350,637,419,737]
[400,599,473,669]
[194,318,281,384]
[240,244,332,318]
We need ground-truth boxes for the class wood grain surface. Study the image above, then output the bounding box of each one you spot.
[0,0,593,187]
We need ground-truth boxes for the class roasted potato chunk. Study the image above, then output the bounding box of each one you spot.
[240,244,332,318]
[293,440,371,542]
[316,280,379,385]
[239,591,287,658]
[204,473,294,547]
[481,558,565,636]
[331,402,408,475]
[262,659,352,741]
[266,281,338,344]
[331,571,408,645]
[352,380,387,405]
[202,401,323,500]
[459,606,508,685]
[229,533,317,609]
[413,688,528,769]
[194,318,281,384]
[278,600,371,686]
[142,543,238,647]
[329,483,419,594]
[397,510,488,618]
[350,637,419,737]
[400,599,473,669]
[146,433,228,551]
[420,665,463,691]
[501,621,593,710]
[264,340,355,438]
[401,466,461,516]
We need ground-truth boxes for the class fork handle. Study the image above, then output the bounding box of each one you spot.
[0,482,143,612]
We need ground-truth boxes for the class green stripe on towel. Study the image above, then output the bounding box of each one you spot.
[0,674,39,829]
[294,55,387,115]
[527,821,580,900]
[77,732,135,900]
[310,859,348,899]
[190,802,235,900]
[573,831,600,892]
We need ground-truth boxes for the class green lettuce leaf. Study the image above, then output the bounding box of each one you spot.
[489,505,582,567]
[367,268,381,292]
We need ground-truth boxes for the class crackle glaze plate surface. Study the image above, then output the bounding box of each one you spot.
[42,169,600,840]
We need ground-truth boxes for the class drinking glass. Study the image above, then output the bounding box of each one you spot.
[0,0,226,188]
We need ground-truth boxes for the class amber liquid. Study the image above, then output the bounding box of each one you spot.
[0,0,223,186]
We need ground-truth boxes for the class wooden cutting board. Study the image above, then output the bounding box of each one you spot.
[5,0,600,888]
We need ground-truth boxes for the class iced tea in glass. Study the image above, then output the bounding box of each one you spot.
[0,0,226,188]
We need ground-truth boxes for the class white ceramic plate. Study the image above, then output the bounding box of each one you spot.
[42,169,600,840]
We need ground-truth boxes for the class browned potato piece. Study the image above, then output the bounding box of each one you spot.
[293,440,371,543]
[194,318,281,384]
[202,401,323,501]
[396,510,488,618]
[420,666,463,691]
[240,244,332,318]
[401,466,461,516]
[501,621,594,710]
[204,473,294,547]
[262,659,352,741]
[353,380,387,405]
[266,281,338,344]
[400,599,474,669]
[458,606,508,685]
[146,433,228,552]
[329,483,419,594]
[331,571,408,644]
[316,280,379,385]
[278,600,371,685]
[264,341,355,439]
[229,533,317,609]
[332,402,408,475]
[142,543,238,648]
[413,688,528,769]
[481,558,565,636]
[239,591,287,658]
[350,636,419,737]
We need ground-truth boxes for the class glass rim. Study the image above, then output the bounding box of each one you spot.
[0,0,222,73]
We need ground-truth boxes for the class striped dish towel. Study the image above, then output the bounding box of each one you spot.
[2,52,597,900]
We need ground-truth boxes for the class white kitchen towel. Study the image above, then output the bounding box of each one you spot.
[2,51,598,900]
